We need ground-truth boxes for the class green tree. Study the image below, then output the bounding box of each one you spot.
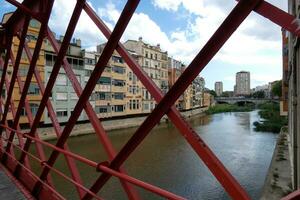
[272,80,282,97]
[252,90,265,99]
[221,91,230,97]
[209,90,217,97]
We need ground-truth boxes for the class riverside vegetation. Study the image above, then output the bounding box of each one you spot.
[206,102,287,133]
[206,103,254,114]
[253,102,287,133]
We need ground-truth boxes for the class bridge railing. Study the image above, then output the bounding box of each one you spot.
[0,0,299,199]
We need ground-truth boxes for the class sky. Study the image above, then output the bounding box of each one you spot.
[0,0,288,91]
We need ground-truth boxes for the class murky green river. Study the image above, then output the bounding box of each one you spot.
[27,110,276,199]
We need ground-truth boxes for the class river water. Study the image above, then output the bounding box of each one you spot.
[30,110,277,200]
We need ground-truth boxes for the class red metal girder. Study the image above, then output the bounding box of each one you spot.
[84,1,262,199]
[1,124,186,200]
[5,0,42,21]
[0,92,16,160]
[0,146,65,200]
[20,41,85,198]
[15,0,88,197]
[98,164,186,200]
[46,28,140,199]
[0,16,30,158]
[0,58,16,158]
[33,1,140,198]
[1,54,31,169]
[5,0,55,187]
[237,0,300,37]
[5,124,185,200]
[0,35,13,111]
[281,189,300,200]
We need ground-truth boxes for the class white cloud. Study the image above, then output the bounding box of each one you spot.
[49,0,106,49]
[46,0,286,89]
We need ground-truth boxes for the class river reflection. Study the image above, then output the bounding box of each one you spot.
[31,110,276,200]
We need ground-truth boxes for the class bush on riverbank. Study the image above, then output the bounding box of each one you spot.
[206,104,254,114]
[253,102,287,133]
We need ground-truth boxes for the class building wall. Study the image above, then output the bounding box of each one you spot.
[124,38,169,113]
[236,71,250,96]
[214,81,223,96]
[203,92,212,107]
[281,29,288,116]
[9,19,45,124]
[288,0,300,190]
[44,38,86,124]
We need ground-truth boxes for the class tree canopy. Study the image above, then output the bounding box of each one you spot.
[271,80,282,97]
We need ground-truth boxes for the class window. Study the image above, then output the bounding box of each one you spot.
[128,72,132,81]
[96,106,111,113]
[46,53,54,66]
[143,103,149,111]
[112,66,125,74]
[98,92,111,100]
[70,92,78,100]
[112,56,123,63]
[113,93,124,100]
[19,65,28,76]
[112,79,125,87]
[57,74,67,85]
[114,105,124,112]
[56,109,68,117]
[85,58,96,65]
[98,77,111,85]
[28,83,40,95]
[29,19,40,28]
[85,70,92,77]
[30,103,39,116]
[132,74,137,84]
[56,92,67,100]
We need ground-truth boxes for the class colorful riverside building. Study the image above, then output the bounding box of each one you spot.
[2,13,45,124]
[168,57,205,110]
[44,36,87,123]
[97,44,129,117]
[124,37,168,113]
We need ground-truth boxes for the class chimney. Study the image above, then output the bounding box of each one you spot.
[76,39,81,47]
[59,35,64,42]
[157,43,160,48]
[138,36,142,41]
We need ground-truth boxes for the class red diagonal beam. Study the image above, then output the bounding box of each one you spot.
[4,52,34,169]
[5,0,42,21]
[46,28,140,199]
[0,16,30,158]
[238,0,300,37]
[84,0,262,200]
[0,58,16,159]
[17,41,85,197]
[0,35,13,114]
[15,0,94,197]
[282,189,300,200]
[4,0,55,187]
[32,0,140,198]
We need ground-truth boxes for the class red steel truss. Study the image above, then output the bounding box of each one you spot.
[0,0,298,199]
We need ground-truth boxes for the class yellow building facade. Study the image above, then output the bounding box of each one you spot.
[4,16,45,124]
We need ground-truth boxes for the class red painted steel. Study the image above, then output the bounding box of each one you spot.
[83,0,260,199]
[21,42,85,198]
[46,29,141,199]
[0,0,299,200]
[281,189,300,200]
[0,16,30,153]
